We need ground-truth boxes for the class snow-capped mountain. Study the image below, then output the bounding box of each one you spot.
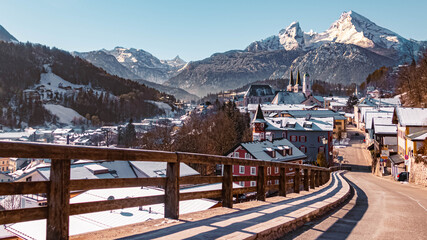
[76,47,187,84]
[246,11,426,61]
[0,24,18,42]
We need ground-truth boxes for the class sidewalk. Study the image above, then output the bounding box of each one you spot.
[72,171,351,240]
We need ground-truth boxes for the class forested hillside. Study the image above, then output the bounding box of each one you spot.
[0,41,176,128]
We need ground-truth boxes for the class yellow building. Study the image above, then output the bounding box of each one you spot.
[0,157,10,172]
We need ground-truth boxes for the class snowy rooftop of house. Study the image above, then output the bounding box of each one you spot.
[130,161,199,178]
[324,96,348,103]
[265,117,333,132]
[360,107,394,122]
[0,131,32,140]
[244,84,275,97]
[180,182,243,193]
[283,110,346,120]
[329,101,347,107]
[365,112,393,130]
[52,128,73,135]
[360,97,401,107]
[271,91,306,105]
[241,139,306,162]
[374,124,397,135]
[406,129,427,141]
[6,187,217,240]
[247,104,308,111]
[394,107,427,126]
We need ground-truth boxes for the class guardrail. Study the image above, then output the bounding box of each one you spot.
[0,141,331,240]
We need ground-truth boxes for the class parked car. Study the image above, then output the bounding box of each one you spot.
[397,172,409,181]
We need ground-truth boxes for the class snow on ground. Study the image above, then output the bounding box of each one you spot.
[37,66,104,96]
[44,104,83,125]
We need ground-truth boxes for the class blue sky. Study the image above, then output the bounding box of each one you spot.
[1,0,426,61]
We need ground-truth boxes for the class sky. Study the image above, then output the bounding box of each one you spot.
[1,0,426,61]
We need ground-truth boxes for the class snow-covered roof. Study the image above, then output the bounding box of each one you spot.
[241,139,306,162]
[365,112,393,130]
[271,91,306,105]
[130,162,199,178]
[394,107,427,126]
[244,85,274,97]
[406,130,427,141]
[266,117,333,132]
[180,182,243,193]
[0,131,31,140]
[374,124,397,135]
[247,104,307,112]
[6,186,217,240]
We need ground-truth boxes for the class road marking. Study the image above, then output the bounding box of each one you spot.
[406,195,427,212]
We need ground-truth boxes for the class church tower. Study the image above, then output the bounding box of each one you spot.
[252,104,266,141]
[294,70,301,93]
[302,72,311,96]
[287,71,294,92]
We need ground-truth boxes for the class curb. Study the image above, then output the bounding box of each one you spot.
[249,171,352,240]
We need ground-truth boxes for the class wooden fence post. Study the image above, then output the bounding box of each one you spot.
[279,167,287,197]
[294,167,300,193]
[303,169,309,191]
[222,165,233,208]
[310,169,315,190]
[47,159,71,240]
[165,159,180,219]
[315,170,320,187]
[257,166,266,201]
[319,171,324,185]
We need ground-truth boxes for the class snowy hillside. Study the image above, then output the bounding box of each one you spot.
[44,104,84,125]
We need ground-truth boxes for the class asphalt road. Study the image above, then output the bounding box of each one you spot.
[281,126,427,240]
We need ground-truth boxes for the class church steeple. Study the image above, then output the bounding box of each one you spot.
[296,69,301,86]
[252,104,266,141]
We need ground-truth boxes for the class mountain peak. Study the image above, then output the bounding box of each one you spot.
[0,24,18,43]
[279,21,304,50]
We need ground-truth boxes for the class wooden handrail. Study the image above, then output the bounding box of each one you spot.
[0,141,332,240]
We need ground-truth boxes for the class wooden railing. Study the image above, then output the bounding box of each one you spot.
[0,141,331,240]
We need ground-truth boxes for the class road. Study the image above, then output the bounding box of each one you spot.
[282,126,427,240]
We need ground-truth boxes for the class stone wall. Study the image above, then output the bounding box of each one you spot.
[410,161,427,187]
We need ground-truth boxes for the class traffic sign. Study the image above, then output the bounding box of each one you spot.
[404,155,409,160]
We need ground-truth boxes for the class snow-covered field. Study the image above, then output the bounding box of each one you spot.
[44,104,83,125]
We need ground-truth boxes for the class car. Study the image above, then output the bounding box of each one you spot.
[397,172,409,181]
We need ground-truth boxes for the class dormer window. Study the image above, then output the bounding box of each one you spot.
[264,148,276,158]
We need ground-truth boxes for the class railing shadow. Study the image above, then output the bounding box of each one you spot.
[118,172,343,240]
[281,174,368,240]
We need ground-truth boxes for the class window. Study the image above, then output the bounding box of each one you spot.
[234,152,239,158]
[275,167,279,174]
[239,165,245,174]
[239,181,245,186]
[245,153,251,159]
[290,135,297,142]
[250,181,256,187]
[267,167,271,175]
[26,176,32,182]
[250,167,256,175]
[299,136,307,142]
[275,180,279,185]
[300,145,307,153]
[319,146,325,153]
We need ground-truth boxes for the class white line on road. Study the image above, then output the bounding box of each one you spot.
[406,195,427,212]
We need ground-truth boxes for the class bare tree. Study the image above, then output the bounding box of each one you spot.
[2,195,22,210]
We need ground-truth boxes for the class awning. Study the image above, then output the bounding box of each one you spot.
[389,154,405,165]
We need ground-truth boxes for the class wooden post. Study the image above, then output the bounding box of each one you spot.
[47,159,71,240]
[315,170,320,187]
[165,160,180,219]
[319,171,324,185]
[303,169,309,191]
[310,169,315,189]
[256,166,266,201]
[222,165,233,208]
[279,167,287,197]
[294,167,300,193]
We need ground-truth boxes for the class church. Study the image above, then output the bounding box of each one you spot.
[286,70,311,96]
